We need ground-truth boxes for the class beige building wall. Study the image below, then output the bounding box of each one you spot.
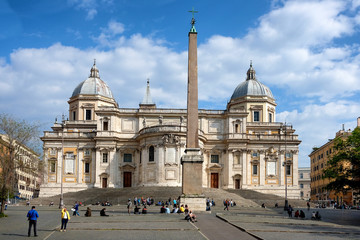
[40,63,301,199]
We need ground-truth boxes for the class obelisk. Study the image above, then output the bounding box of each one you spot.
[180,8,205,211]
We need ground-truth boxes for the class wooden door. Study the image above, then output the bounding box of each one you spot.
[211,173,219,188]
[123,172,132,188]
[102,178,107,188]
[235,179,240,189]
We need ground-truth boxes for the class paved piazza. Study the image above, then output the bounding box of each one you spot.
[0,205,360,240]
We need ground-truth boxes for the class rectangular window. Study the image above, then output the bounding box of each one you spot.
[300,183,304,188]
[253,111,260,122]
[269,113,272,123]
[84,162,90,173]
[211,155,219,163]
[285,152,292,158]
[72,111,76,121]
[50,161,56,173]
[84,149,91,156]
[252,165,258,175]
[286,165,291,175]
[103,121,109,131]
[102,153,108,163]
[252,152,258,157]
[85,109,92,120]
[300,173,303,179]
[235,123,240,133]
[124,153,132,162]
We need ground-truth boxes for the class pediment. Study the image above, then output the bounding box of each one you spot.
[119,163,136,170]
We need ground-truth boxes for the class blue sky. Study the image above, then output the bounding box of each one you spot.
[1,0,360,167]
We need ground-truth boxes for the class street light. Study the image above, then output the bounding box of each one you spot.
[281,122,292,211]
[56,114,66,209]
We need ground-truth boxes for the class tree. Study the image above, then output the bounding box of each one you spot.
[0,114,41,215]
[323,127,360,196]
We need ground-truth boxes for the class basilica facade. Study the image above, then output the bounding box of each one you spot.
[40,61,301,199]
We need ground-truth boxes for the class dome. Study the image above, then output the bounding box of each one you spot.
[231,63,273,100]
[71,61,114,99]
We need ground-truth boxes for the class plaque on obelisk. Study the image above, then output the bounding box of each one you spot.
[180,8,206,212]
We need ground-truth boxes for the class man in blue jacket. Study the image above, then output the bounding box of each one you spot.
[27,206,39,237]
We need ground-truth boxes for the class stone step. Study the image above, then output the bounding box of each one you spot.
[226,189,309,208]
[28,187,310,209]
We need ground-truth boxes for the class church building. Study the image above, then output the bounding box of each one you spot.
[40,23,301,199]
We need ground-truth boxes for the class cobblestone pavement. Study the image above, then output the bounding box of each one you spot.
[216,208,360,240]
[0,206,206,240]
[1,205,360,240]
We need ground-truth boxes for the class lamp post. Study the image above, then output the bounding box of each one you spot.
[281,122,291,211]
[58,114,66,209]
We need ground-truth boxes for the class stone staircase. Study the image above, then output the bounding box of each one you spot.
[226,189,309,208]
[30,187,312,208]
[203,188,259,208]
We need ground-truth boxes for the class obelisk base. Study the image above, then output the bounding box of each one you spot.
[180,194,206,212]
[181,148,206,212]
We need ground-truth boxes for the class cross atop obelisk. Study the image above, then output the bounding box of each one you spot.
[188,7,198,33]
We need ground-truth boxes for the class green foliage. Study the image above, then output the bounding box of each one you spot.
[323,127,360,194]
[0,213,8,218]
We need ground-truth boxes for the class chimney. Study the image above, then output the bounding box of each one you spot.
[357,117,360,127]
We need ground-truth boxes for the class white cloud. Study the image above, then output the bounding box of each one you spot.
[277,101,360,167]
[68,0,115,20]
[93,20,126,47]
[248,0,353,49]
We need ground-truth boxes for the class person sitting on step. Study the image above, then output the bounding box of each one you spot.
[100,208,109,216]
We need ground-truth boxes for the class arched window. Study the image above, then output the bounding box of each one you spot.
[149,146,155,162]
[235,124,239,133]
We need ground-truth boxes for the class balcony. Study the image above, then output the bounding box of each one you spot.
[138,124,186,135]
[226,133,299,141]
[43,131,96,138]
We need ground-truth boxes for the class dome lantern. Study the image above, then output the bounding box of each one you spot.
[89,59,100,78]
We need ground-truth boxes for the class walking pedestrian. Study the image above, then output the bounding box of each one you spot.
[127,199,132,214]
[287,205,293,217]
[224,199,229,211]
[73,201,80,216]
[60,207,71,232]
[27,206,39,237]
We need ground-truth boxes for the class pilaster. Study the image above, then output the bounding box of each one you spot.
[259,151,265,185]
[94,149,101,187]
